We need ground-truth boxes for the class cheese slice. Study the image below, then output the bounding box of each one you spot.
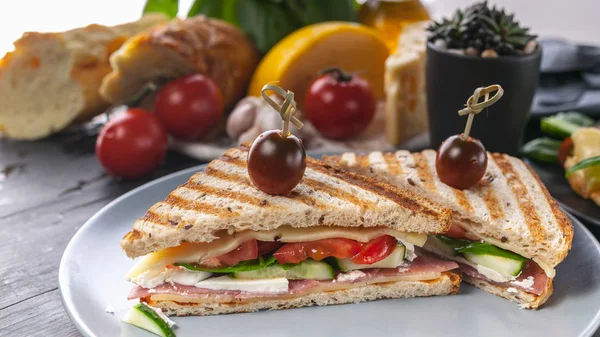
[126,226,427,280]
[572,128,600,192]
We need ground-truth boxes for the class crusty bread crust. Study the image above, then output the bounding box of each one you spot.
[121,147,453,258]
[327,151,574,269]
[462,274,553,309]
[0,14,168,140]
[101,16,259,110]
[143,272,460,316]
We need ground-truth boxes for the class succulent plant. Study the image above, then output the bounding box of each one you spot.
[428,1,537,56]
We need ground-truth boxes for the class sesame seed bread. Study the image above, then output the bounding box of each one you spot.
[0,14,169,140]
[326,150,573,270]
[121,147,453,258]
[144,272,461,316]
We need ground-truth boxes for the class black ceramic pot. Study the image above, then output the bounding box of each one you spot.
[426,43,542,155]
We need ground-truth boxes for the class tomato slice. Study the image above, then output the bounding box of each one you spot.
[273,238,362,264]
[350,235,397,265]
[257,241,283,256]
[216,240,258,266]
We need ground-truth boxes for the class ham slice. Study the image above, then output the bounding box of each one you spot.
[128,255,458,300]
[460,261,548,295]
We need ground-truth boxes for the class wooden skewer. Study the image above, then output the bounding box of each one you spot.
[261,83,304,137]
[458,84,504,140]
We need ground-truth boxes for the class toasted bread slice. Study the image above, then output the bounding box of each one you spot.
[143,272,461,316]
[326,150,573,272]
[121,147,453,258]
[462,273,553,309]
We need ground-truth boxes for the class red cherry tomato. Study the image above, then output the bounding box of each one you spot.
[273,238,363,264]
[304,68,376,140]
[350,235,397,265]
[558,137,574,166]
[257,241,284,256]
[96,108,168,179]
[154,74,223,141]
[216,240,258,266]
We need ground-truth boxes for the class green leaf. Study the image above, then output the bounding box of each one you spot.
[436,235,472,250]
[521,138,561,164]
[479,15,500,33]
[285,0,356,25]
[236,0,299,54]
[175,255,278,273]
[187,0,239,25]
[566,156,600,177]
[143,0,179,18]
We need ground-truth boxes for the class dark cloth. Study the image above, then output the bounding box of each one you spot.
[532,39,600,116]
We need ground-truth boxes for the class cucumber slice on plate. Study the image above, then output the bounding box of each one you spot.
[123,303,175,337]
[463,253,526,277]
[233,259,334,280]
[338,244,406,272]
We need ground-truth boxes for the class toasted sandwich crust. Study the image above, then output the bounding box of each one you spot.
[462,273,553,309]
[327,150,574,270]
[121,148,452,258]
[142,272,460,316]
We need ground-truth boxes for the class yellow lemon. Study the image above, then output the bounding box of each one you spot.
[248,22,389,109]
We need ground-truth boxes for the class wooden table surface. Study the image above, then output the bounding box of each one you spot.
[1,131,600,336]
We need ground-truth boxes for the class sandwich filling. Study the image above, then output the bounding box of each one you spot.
[423,223,548,295]
[126,226,459,303]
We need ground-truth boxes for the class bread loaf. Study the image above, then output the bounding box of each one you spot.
[0,14,169,140]
[100,16,260,110]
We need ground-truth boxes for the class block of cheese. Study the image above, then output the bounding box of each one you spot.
[384,21,430,145]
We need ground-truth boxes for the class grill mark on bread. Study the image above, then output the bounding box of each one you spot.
[451,189,474,213]
[287,190,327,210]
[303,177,373,208]
[220,154,246,168]
[492,154,545,242]
[204,166,253,187]
[165,195,238,217]
[411,153,437,193]
[355,154,370,170]
[307,158,450,219]
[383,153,403,176]
[183,181,277,209]
[481,187,505,220]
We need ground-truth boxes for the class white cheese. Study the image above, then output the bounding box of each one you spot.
[104,305,115,314]
[506,287,518,293]
[404,242,417,262]
[336,270,366,283]
[195,276,289,293]
[166,269,212,286]
[131,270,167,289]
[476,265,517,283]
[512,276,535,289]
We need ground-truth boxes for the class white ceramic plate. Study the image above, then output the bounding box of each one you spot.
[59,165,600,337]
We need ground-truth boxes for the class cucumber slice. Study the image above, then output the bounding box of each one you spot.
[233,259,334,280]
[337,244,406,272]
[457,242,527,261]
[463,253,526,277]
[436,235,472,251]
[232,265,287,279]
[123,303,175,337]
[286,259,335,280]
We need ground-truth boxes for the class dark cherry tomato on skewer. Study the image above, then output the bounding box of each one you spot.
[436,135,488,189]
[247,130,306,195]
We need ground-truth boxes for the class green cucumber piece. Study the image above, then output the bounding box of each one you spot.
[521,138,561,164]
[425,236,459,257]
[337,244,406,272]
[175,255,277,273]
[233,259,334,280]
[541,112,595,139]
[463,253,526,277]
[232,265,286,279]
[285,259,335,280]
[457,242,527,261]
[123,303,175,337]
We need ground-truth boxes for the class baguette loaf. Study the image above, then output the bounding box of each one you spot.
[100,16,260,110]
[0,14,169,140]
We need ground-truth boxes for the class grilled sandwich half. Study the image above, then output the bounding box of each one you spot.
[326,150,574,309]
[121,147,461,317]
